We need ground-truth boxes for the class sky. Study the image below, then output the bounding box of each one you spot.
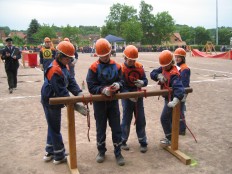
[0,0,231,30]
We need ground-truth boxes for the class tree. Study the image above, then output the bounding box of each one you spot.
[101,22,117,37]
[153,11,175,45]
[121,19,143,43]
[33,24,56,44]
[139,0,155,44]
[0,26,11,36]
[176,25,195,45]
[105,3,137,36]
[12,35,25,46]
[27,19,40,44]
[194,26,211,45]
[61,25,79,44]
[218,27,232,45]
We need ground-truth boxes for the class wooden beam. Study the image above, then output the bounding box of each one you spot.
[49,88,193,105]
[164,146,191,165]
[66,104,78,170]
[171,102,180,150]
[67,158,80,174]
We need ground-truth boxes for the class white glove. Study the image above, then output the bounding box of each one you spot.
[167,97,180,108]
[74,103,89,116]
[157,74,166,84]
[40,64,44,71]
[181,94,188,102]
[129,98,138,102]
[77,92,84,96]
[134,80,144,88]
[102,87,112,96]
[111,82,120,91]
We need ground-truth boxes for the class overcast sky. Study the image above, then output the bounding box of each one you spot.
[0,0,231,30]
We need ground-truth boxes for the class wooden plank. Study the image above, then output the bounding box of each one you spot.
[164,146,191,165]
[66,104,77,169]
[67,157,80,174]
[171,102,180,150]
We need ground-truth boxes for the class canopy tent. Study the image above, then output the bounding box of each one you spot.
[105,34,126,56]
[105,34,125,42]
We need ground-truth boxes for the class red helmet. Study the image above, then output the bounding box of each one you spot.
[95,38,111,57]
[159,50,173,67]
[64,37,70,42]
[174,48,186,57]
[123,45,138,60]
[56,41,75,58]
[44,37,51,42]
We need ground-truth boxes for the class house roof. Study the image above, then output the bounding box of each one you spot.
[9,31,26,39]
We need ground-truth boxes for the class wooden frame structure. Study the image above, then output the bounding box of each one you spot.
[50,88,193,174]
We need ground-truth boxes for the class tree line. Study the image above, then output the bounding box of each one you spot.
[0,0,231,47]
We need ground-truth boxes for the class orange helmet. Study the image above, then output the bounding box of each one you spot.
[56,41,75,58]
[159,50,173,67]
[174,48,186,57]
[123,45,138,60]
[44,37,51,42]
[95,38,111,57]
[64,37,70,42]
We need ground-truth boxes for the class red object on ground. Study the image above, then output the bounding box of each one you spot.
[191,49,232,60]
[28,53,38,67]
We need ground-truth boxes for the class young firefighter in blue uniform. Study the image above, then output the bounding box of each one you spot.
[1,37,21,93]
[174,48,191,135]
[39,37,56,75]
[63,37,78,77]
[150,50,185,145]
[41,41,88,165]
[86,38,125,166]
[120,45,148,153]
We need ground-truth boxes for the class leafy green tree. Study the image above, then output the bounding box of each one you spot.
[61,25,80,44]
[11,35,25,46]
[153,11,175,45]
[0,26,11,36]
[121,19,143,43]
[79,26,100,35]
[139,0,155,44]
[176,25,195,45]
[101,22,117,37]
[105,3,137,36]
[33,24,56,44]
[218,27,232,45]
[27,19,40,44]
[195,26,211,45]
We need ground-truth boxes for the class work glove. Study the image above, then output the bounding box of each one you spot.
[77,92,84,96]
[167,97,180,108]
[181,94,188,102]
[134,79,144,88]
[111,82,120,91]
[102,87,112,96]
[40,64,44,71]
[157,74,167,84]
[74,103,89,116]
[129,98,138,102]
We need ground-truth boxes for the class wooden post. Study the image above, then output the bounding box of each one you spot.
[66,104,80,174]
[164,102,191,165]
[171,102,180,150]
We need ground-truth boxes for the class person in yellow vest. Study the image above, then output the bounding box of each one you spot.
[120,45,148,153]
[39,37,56,75]
[174,48,191,135]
